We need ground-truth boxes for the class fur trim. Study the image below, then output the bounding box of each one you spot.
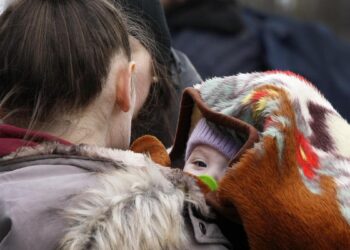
[58,158,208,249]
[3,142,149,169]
[6,143,209,250]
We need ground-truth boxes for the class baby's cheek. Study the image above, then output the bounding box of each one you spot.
[183,164,202,176]
[216,167,228,181]
[183,160,195,172]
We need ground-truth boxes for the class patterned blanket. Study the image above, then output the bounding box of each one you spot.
[171,71,350,249]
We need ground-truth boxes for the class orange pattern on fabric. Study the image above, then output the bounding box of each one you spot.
[251,90,270,102]
[295,131,319,179]
[243,87,320,180]
[242,88,280,122]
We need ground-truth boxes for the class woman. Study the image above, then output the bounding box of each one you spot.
[0,0,201,147]
[0,0,228,249]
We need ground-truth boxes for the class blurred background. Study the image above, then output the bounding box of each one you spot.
[162,0,350,120]
[239,0,350,42]
[1,0,349,119]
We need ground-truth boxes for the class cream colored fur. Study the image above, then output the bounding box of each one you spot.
[6,143,209,250]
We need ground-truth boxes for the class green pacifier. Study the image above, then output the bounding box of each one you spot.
[198,175,218,191]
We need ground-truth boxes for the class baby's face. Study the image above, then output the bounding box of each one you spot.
[184,144,229,181]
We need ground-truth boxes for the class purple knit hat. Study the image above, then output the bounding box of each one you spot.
[185,118,239,161]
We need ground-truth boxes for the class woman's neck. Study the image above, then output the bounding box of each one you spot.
[40,110,111,147]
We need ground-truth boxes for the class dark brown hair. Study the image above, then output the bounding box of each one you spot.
[124,11,178,147]
[0,0,131,128]
[131,60,178,147]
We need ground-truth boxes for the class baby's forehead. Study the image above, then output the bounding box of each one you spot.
[190,144,221,156]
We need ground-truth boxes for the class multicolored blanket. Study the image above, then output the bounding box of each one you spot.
[171,71,350,249]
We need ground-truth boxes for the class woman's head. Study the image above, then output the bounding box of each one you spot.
[0,0,136,148]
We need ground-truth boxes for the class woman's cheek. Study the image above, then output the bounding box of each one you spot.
[133,51,153,116]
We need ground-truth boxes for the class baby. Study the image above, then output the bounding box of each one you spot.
[184,118,240,187]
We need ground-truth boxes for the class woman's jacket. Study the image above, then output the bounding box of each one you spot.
[0,141,230,250]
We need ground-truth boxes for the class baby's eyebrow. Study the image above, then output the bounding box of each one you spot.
[190,148,209,159]
[190,150,208,162]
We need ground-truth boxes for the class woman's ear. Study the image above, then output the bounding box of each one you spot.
[116,61,136,112]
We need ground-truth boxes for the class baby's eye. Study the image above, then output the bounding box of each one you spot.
[193,160,207,168]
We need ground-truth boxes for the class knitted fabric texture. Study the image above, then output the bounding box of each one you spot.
[185,118,239,161]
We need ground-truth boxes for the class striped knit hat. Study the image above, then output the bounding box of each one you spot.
[185,118,239,161]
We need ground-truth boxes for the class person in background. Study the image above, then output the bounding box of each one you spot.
[162,0,350,121]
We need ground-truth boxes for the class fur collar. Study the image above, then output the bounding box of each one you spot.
[5,143,210,250]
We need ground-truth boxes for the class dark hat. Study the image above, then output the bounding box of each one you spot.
[114,0,172,65]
